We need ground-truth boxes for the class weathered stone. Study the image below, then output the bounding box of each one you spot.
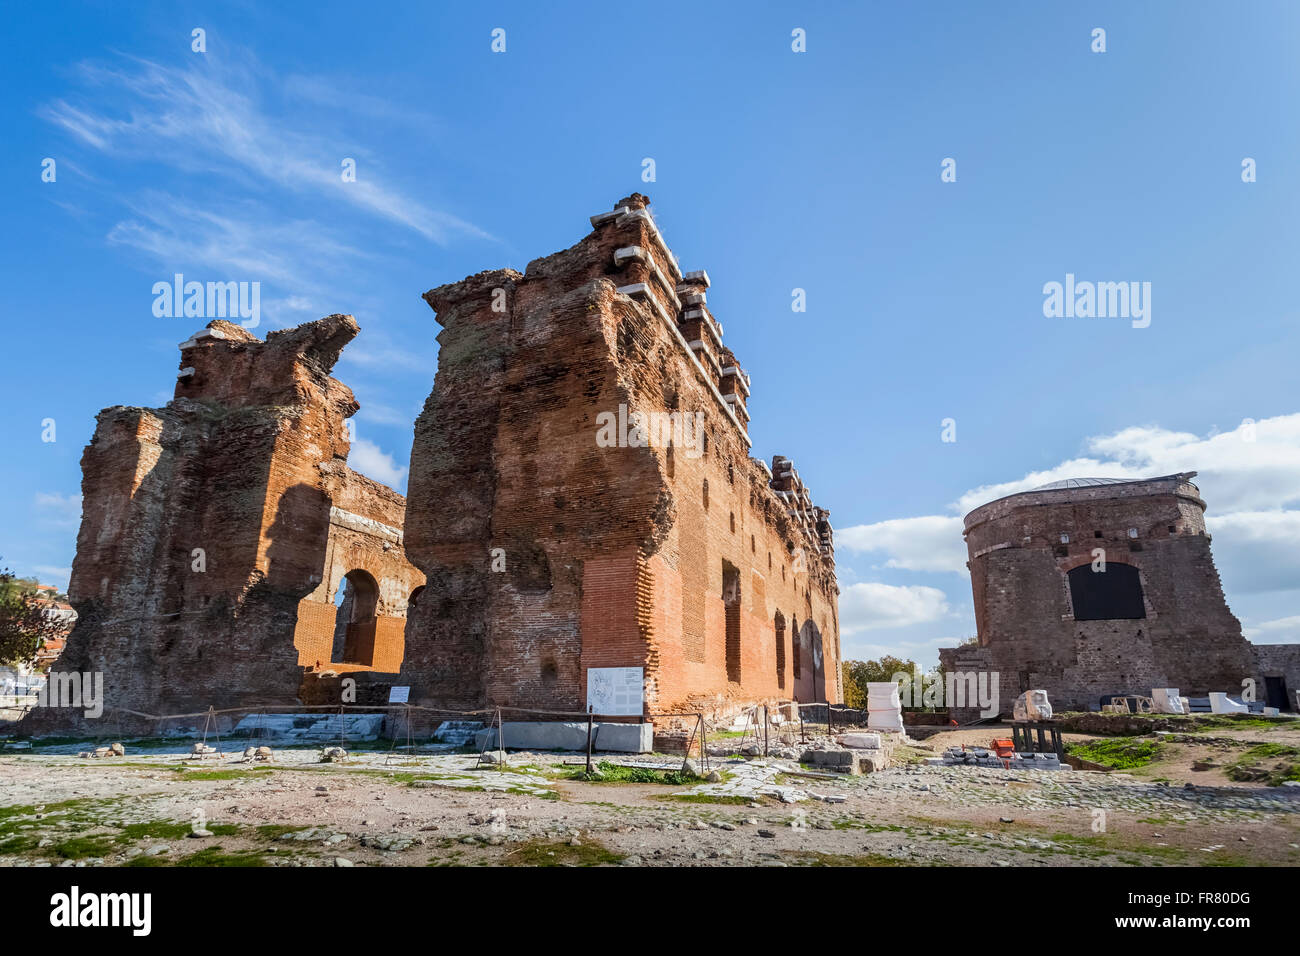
[23,315,422,732]
[398,195,842,723]
[23,196,847,733]
[940,474,1300,715]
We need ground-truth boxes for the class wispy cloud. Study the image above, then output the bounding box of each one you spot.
[106,192,367,288]
[837,515,966,574]
[41,51,489,243]
[348,438,408,490]
[1246,614,1300,645]
[35,492,83,530]
[839,582,952,637]
[840,416,1300,596]
[32,566,73,590]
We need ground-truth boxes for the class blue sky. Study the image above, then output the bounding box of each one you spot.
[3,1,1298,666]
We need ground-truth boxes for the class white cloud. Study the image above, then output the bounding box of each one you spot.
[839,582,951,636]
[1246,615,1300,645]
[42,53,489,243]
[35,492,83,529]
[836,515,966,573]
[107,193,367,288]
[838,415,1300,609]
[348,438,407,490]
[339,337,430,372]
[355,401,417,427]
[32,566,72,590]
[1207,510,1300,594]
[956,414,1300,516]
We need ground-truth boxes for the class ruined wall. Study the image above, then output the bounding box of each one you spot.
[1253,644,1300,711]
[293,467,424,674]
[941,474,1260,714]
[398,194,840,720]
[24,316,362,730]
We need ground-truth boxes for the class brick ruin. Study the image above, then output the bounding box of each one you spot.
[391,193,840,720]
[25,315,423,731]
[29,194,842,731]
[291,467,423,678]
[940,474,1299,715]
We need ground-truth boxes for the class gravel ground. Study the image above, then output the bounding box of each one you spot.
[2,742,1298,867]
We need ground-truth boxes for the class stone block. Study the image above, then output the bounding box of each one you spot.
[474,721,654,753]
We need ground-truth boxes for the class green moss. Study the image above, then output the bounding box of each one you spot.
[503,838,623,867]
[0,835,38,854]
[174,847,268,867]
[1065,737,1163,770]
[255,824,309,840]
[168,766,275,781]
[657,793,758,805]
[117,821,193,841]
[782,849,915,867]
[125,846,268,867]
[1225,743,1300,786]
[49,835,118,859]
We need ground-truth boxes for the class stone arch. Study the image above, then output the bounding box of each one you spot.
[795,618,823,703]
[407,584,426,611]
[333,568,379,664]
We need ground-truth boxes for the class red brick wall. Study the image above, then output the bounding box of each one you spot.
[399,197,841,720]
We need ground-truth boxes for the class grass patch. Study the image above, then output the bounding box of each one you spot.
[175,846,267,867]
[1225,743,1300,786]
[503,838,622,867]
[1066,737,1163,770]
[781,849,915,867]
[167,766,275,781]
[117,821,192,841]
[126,846,268,867]
[49,835,118,859]
[564,760,698,785]
[256,824,309,840]
[657,793,758,805]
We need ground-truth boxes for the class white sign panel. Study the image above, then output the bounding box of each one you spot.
[586,667,644,717]
[388,686,410,704]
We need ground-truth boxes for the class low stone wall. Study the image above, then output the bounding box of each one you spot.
[1054,711,1298,736]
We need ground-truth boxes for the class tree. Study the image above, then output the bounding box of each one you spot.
[0,565,65,667]
[842,656,920,711]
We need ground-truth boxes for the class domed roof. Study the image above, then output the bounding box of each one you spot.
[965,472,1201,524]
[1032,477,1136,491]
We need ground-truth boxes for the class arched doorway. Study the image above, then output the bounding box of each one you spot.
[795,619,823,703]
[332,569,379,665]
[774,610,787,691]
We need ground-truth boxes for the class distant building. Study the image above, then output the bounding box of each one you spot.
[940,473,1300,715]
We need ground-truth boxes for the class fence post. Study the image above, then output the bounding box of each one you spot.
[763,704,769,756]
[585,706,594,774]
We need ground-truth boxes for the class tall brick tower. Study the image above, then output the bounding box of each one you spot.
[396,195,841,719]
[940,473,1256,714]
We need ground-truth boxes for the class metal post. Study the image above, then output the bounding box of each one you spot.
[827,701,833,736]
[763,704,769,756]
[585,706,594,774]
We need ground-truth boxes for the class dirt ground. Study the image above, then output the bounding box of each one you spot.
[2,726,1298,867]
